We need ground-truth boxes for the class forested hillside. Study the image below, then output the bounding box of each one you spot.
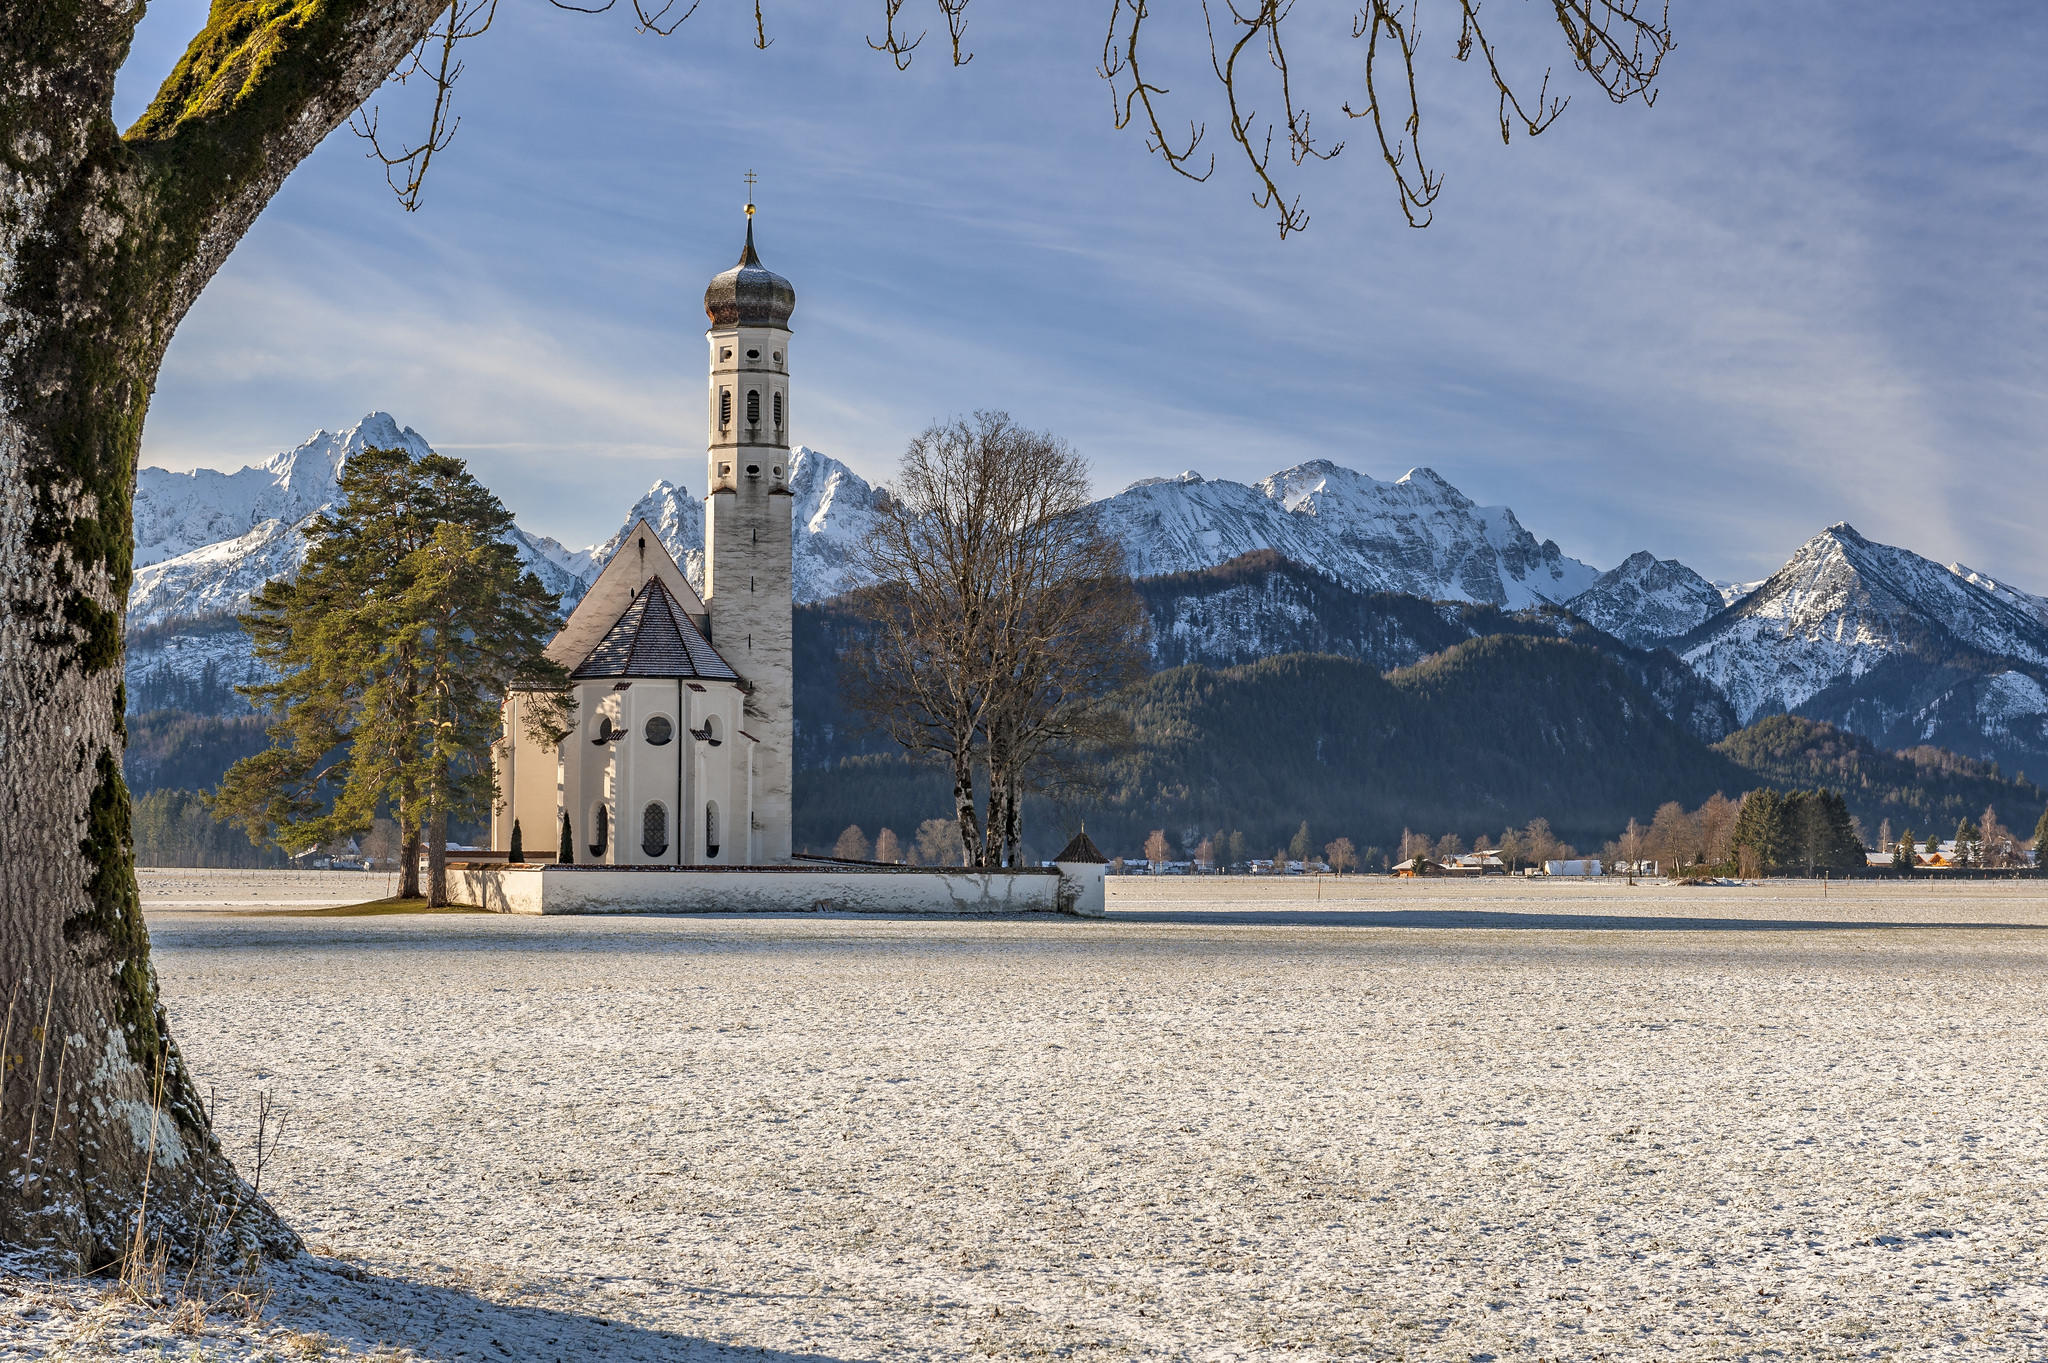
[798,637,1753,858]
[1715,715,2044,841]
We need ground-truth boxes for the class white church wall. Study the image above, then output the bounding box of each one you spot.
[495,692,568,857]
[448,864,1076,916]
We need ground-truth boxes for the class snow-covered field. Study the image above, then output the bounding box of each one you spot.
[11,875,2048,1359]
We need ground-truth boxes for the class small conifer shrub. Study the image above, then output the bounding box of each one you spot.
[559,812,574,866]
[509,819,524,863]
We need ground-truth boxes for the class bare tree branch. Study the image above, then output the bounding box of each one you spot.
[1100,0,1216,186]
[868,0,925,71]
[543,0,701,35]
[938,0,975,65]
[352,0,1671,231]
[350,0,499,213]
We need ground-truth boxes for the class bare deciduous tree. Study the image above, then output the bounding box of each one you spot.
[874,828,905,864]
[847,413,1147,868]
[1324,837,1357,874]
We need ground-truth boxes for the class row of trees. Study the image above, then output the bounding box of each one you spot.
[831,820,968,867]
[1890,807,2041,870]
[212,448,569,906]
[1599,789,2048,878]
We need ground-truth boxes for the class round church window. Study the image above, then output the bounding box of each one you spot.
[645,715,673,746]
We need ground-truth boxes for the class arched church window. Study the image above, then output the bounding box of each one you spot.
[773,391,783,427]
[719,389,732,427]
[590,804,609,858]
[746,389,761,425]
[645,715,673,746]
[593,715,614,745]
[642,803,669,858]
[703,715,722,747]
[705,802,720,861]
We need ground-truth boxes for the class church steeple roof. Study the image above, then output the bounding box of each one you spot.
[703,216,796,329]
[571,576,739,681]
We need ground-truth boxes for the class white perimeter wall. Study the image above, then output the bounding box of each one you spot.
[450,864,1100,916]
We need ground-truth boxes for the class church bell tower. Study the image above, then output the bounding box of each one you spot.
[701,195,796,863]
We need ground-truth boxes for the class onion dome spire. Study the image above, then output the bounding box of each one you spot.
[703,191,795,329]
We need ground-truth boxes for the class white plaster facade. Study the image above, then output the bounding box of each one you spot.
[491,217,800,867]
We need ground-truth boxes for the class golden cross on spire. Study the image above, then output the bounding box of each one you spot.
[744,169,758,218]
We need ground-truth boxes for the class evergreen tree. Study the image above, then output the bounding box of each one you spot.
[2035,807,2048,867]
[1954,817,1982,869]
[560,812,575,866]
[1290,821,1313,865]
[1895,829,1916,871]
[508,819,524,864]
[1730,787,1786,875]
[214,447,571,905]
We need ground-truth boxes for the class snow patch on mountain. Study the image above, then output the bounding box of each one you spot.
[1681,523,2048,724]
[1565,552,1724,649]
[1096,461,1599,608]
[1949,563,2048,630]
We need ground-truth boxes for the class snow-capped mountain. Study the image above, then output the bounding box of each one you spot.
[134,413,433,569]
[1095,462,1599,609]
[1565,552,1725,649]
[1679,523,2048,733]
[124,417,890,708]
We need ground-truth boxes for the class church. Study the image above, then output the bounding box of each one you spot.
[492,209,798,867]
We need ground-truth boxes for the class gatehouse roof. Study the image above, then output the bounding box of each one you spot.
[572,576,739,682]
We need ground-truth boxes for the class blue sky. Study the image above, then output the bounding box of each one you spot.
[119,3,2047,585]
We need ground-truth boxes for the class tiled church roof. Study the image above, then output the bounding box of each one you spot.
[571,577,740,682]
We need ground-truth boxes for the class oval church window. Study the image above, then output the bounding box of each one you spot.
[705,802,720,861]
[642,803,669,858]
[590,804,609,858]
[645,715,673,746]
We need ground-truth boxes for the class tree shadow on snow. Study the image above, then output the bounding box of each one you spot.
[1110,906,2048,933]
[277,1261,865,1363]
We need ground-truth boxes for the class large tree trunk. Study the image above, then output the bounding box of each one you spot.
[426,809,448,908]
[952,745,983,870]
[1,0,444,1264]
[398,818,422,899]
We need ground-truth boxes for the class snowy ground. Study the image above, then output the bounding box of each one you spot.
[10,874,2048,1359]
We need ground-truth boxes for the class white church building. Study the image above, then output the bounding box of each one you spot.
[471,212,1104,916]
[492,211,798,867]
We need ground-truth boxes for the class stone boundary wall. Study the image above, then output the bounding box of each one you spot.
[448,862,1102,917]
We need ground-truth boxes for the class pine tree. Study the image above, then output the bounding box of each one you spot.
[508,819,524,864]
[559,812,575,866]
[2035,807,2048,868]
[215,447,571,906]
[1730,787,1786,875]
[1954,817,1982,869]
[1289,820,1313,866]
[1895,829,1916,871]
